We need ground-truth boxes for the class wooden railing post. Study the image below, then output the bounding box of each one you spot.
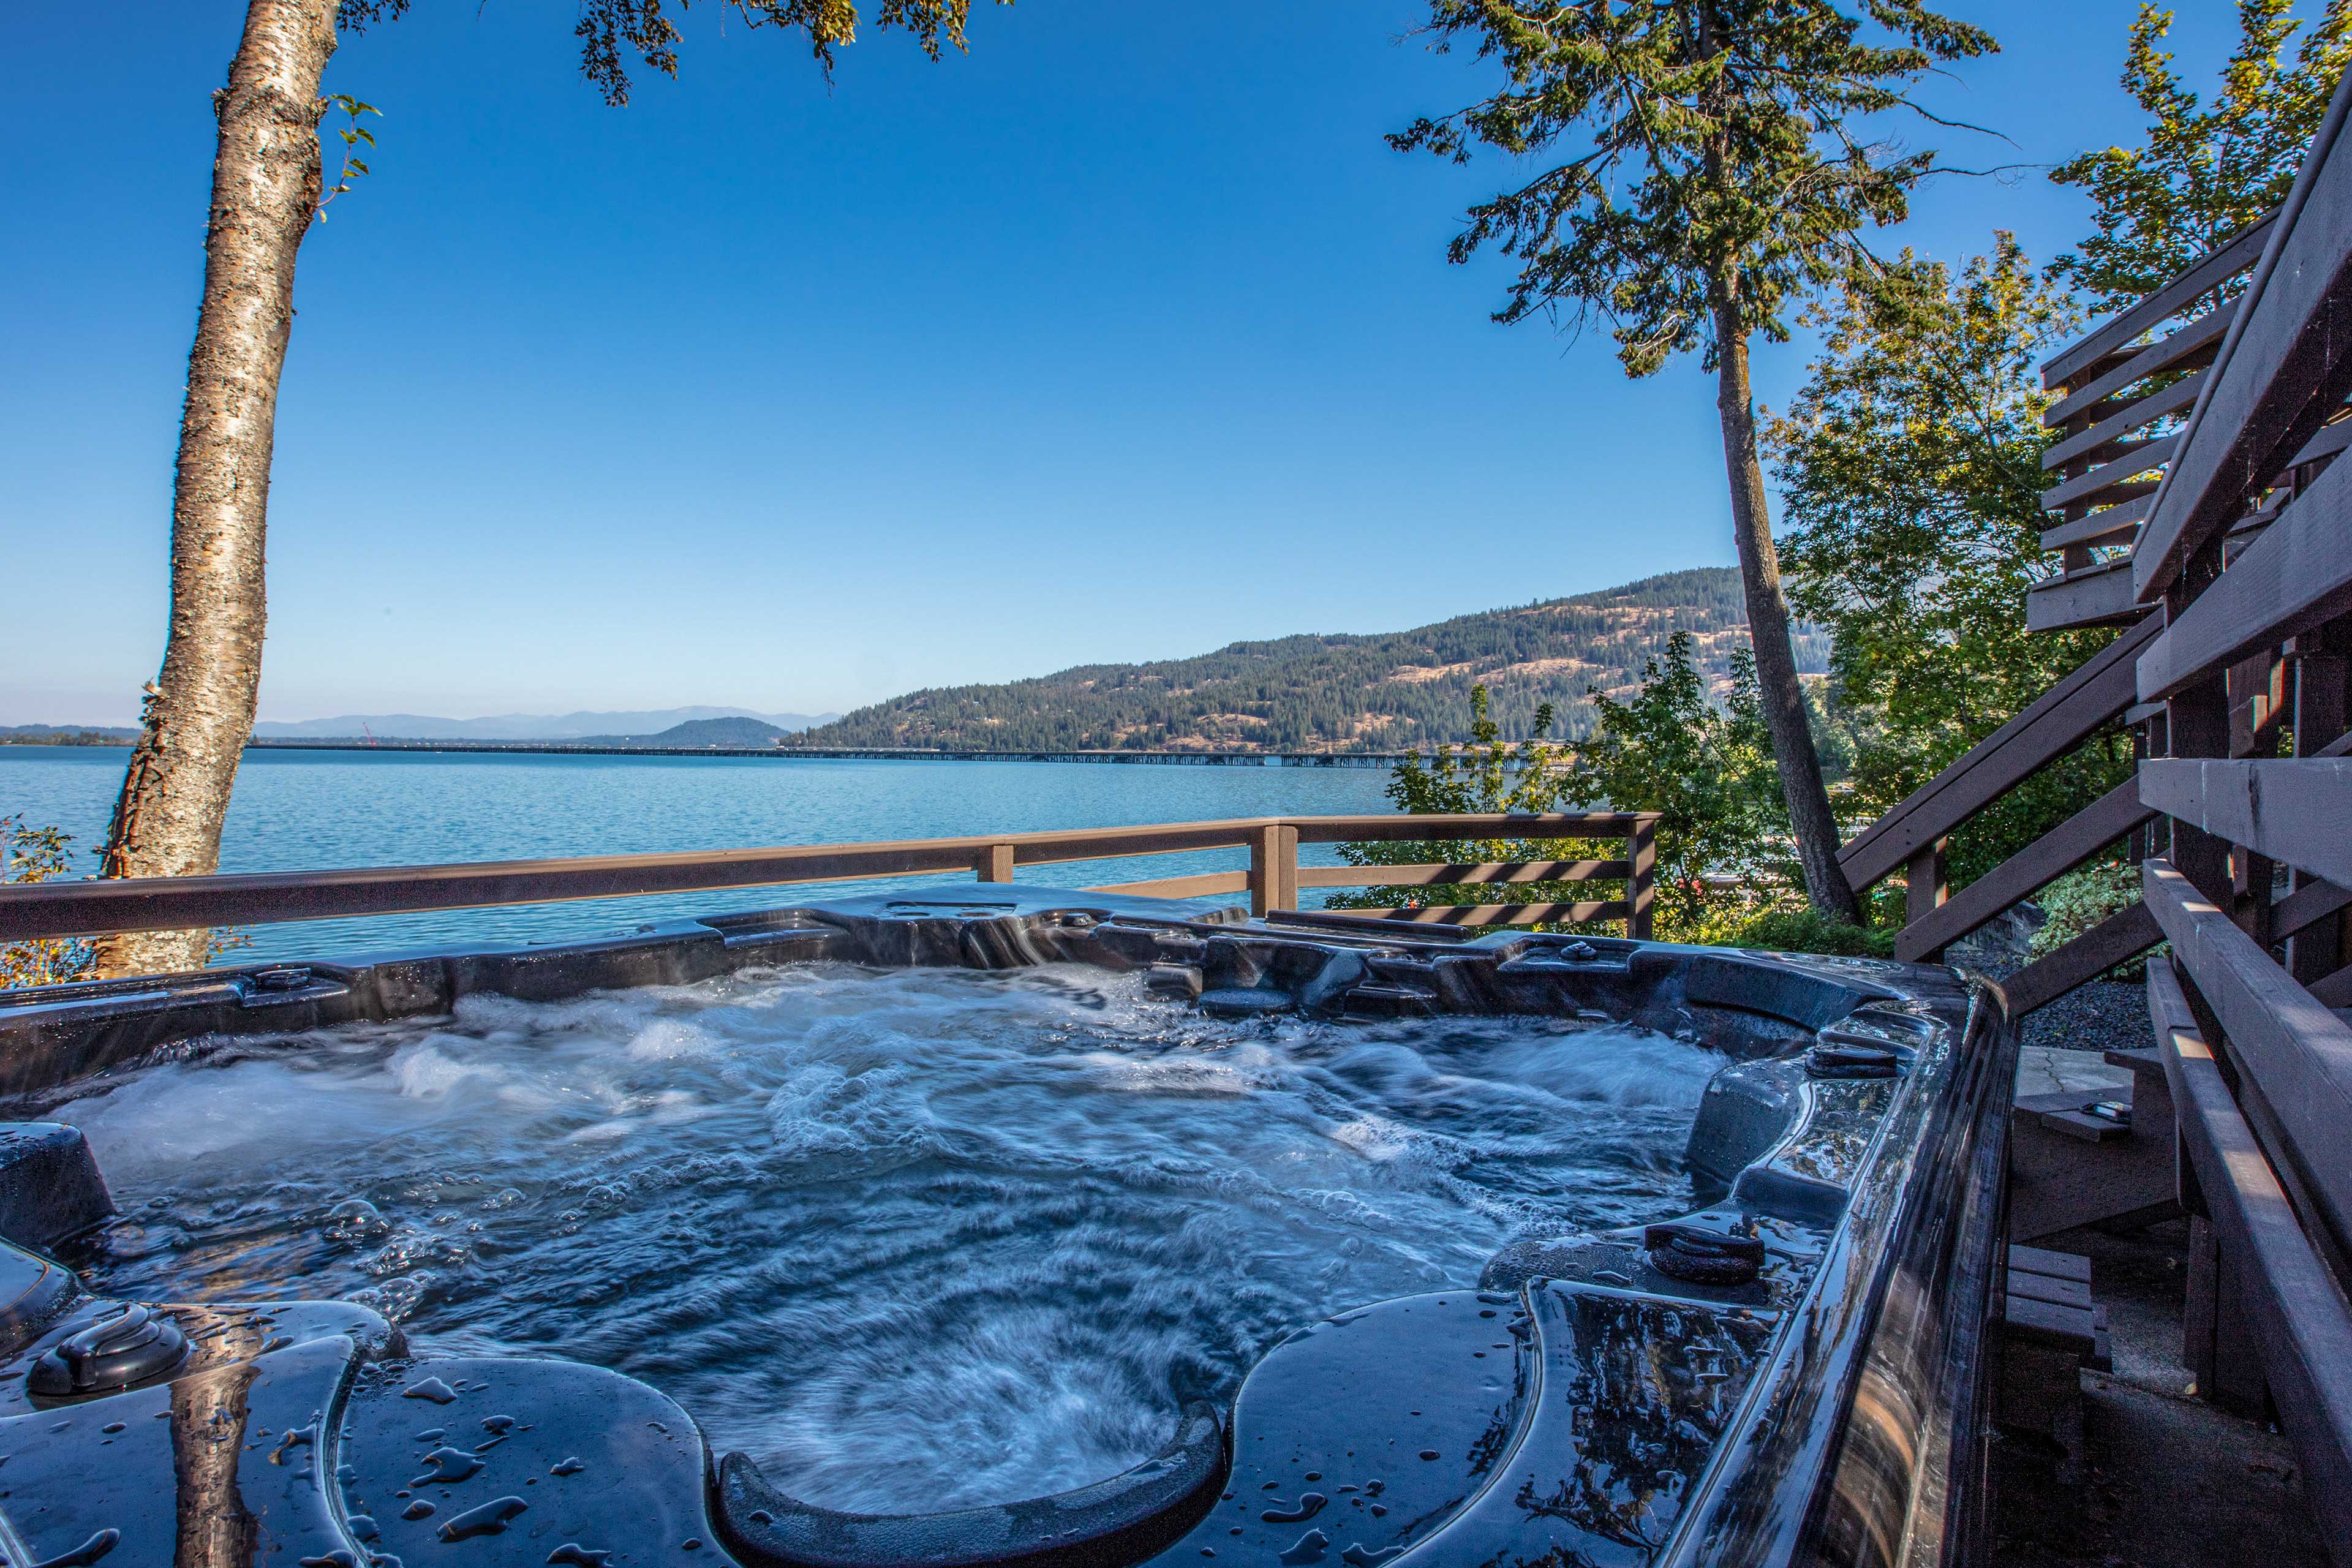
[1627,817,1656,940]
[975,843,1015,883]
[1905,839,1948,961]
[1248,823,1298,916]
[2290,647,2350,984]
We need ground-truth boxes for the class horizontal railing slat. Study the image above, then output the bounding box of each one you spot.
[2141,758,2352,888]
[1997,900,2162,1017]
[2040,434,2180,511]
[0,812,1663,943]
[2040,494,2153,554]
[2143,859,2352,1263]
[2136,443,2352,701]
[1284,812,1654,845]
[1324,901,1629,927]
[2026,558,2146,633]
[1082,870,1251,900]
[2043,214,2275,391]
[1840,616,2158,892]
[1892,780,2154,962]
[1294,861,1630,889]
[0,820,1283,941]
[2148,957,2352,1552]
[2043,373,2205,470]
[2275,876,2352,942]
[2045,304,2235,428]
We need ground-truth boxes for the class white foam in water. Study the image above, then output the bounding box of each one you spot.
[55,963,1713,1513]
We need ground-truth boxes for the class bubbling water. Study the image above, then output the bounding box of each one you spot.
[53,963,1713,1512]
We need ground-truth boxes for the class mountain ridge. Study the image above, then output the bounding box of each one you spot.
[794,568,1824,753]
[248,706,835,741]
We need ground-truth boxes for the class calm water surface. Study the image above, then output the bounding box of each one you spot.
[1,747,1393,965]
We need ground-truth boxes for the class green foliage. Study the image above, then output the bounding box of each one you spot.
[1328,653,1888,949]
[1770,240,2134,889]
[1389,0,1993,375]
[1,818,95,992]
[1324,686,1602,918]
[797,568,1824,752]
[2051,1,2352,314]
[2030,861,2159,979]
[315,94,380,220]
[339,1,1011,107]
[1692,903,1899,959]
[1552,634,1792,932]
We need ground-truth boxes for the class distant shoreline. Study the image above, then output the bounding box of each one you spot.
[232,739,1413,767]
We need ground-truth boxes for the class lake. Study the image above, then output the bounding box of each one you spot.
[1,747,1396,967]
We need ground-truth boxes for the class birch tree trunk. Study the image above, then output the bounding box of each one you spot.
[1711,299,1865,924]
[95,0,337,978]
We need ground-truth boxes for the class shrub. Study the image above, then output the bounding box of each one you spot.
[2030,861,2155,980]
[1,817,96,990]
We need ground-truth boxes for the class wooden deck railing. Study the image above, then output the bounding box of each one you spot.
[1841,63,2352,1562]
[0,812,1659,948]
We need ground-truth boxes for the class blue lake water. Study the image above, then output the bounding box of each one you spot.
[1,747,1395,967]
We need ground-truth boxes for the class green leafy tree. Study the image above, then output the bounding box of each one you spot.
[1553,635,1792,933]
[1327,686,1603,918]
[2052,1,2352,315]
[97,0,1001,979]
[1769,239,2134,889]
[1390,0,1996,924]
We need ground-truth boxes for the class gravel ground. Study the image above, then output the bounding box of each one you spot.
[1945,909,2149,1056]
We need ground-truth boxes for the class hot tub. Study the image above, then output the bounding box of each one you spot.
[0,889,2010,1568]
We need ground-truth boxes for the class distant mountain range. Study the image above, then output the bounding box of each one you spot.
[13,571,1819,758]
[562,716,794,747]
[794,567,1825,753]
[247,706,835,741]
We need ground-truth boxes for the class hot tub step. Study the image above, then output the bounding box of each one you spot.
[337,1355,728,1565]
[1142,1289,1532,1566]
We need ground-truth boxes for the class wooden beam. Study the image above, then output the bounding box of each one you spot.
[2274,875,2352,942]
[2143,858,2352,1261]
[1893,780,2155,962]
[2044,374,2206,471]
[2043,213,2274,392]
[2142,758,2352,887]
[1283,812,1654,845]
[2150,957,2352,1561]
[2041,494,2152,554]
[1999,900,2163,1017]
[1841,616,2158,892]
[2027,559,2147,633]
[1084,870,1250,900]
[0,817,1287,941]
[2040,434,2179,511]
[2135,71,2352,603]
[2046,304,2235,428]
[1335,901,1629,927]
[1294,861,1630,889]
[2139,458,2352,704]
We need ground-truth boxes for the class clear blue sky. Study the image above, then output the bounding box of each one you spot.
[1,1,2267,725]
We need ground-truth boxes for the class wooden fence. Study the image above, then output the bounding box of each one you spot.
[1842,66,2352,1562]
[0,812,1659,947]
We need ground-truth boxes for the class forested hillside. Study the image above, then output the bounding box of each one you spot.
[794,568,1827,752]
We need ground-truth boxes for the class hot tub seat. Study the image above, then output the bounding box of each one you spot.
[717,1400,1226,1568]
